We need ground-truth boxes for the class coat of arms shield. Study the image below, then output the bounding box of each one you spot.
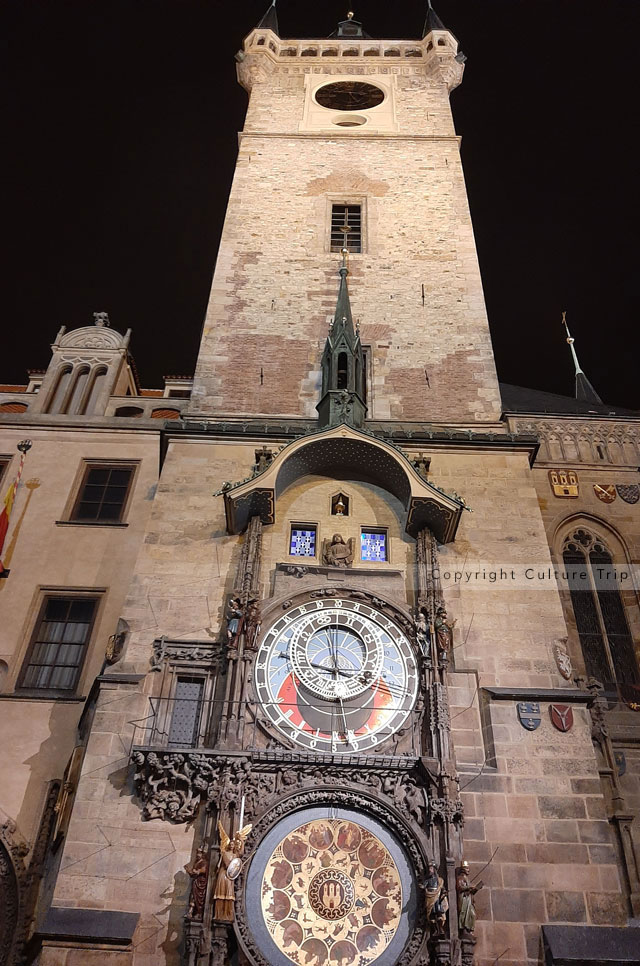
[616,484,640,505]
[549,703,573,732]
[517,702,541,731]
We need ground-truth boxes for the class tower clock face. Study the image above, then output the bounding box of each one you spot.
[254,599,418,753]
[315,81,385,112]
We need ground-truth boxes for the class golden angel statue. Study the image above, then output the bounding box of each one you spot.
[213,819,252,922]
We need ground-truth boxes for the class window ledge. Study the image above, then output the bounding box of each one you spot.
[1,692,86,703]
[55,520,128,528]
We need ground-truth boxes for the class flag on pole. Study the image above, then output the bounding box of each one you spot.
[0,440,31,577]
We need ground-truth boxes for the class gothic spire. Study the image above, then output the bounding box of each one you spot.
[256,0,279,34]
[561,311,602,404]
[422,0,447,36]
[317,249,366,428]
[330,249,357,347]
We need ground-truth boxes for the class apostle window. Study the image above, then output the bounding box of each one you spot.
[361,528,388,562]
[18,595,99,693]
[70,462,136,523]
[331,204,362,253]
[290,525,317,558]
[562,528,639,690]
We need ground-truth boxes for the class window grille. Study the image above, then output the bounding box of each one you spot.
[19,596,98,692]
[331,204,362,253]
[71,464,135,523]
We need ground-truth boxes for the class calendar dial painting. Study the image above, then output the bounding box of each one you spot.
[261,818,402,966]
[254,599,418,753]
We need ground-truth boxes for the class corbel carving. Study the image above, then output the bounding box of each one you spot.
[0,814,29,966]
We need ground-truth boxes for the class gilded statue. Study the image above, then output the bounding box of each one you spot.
[213,820,252,922]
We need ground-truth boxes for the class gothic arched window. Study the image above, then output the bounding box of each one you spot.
[562,528,639,690]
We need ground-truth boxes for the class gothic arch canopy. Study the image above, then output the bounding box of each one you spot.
[222,424,465,542]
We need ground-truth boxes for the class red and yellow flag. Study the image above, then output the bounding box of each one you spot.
[0,446,28,574]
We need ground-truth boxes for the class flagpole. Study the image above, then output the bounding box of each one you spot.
[0,439,32,578]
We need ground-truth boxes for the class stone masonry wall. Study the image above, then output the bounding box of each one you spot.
[192,64,501,422]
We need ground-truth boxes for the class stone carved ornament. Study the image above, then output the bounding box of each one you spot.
[0,816,29,966]
[130,752,437,837]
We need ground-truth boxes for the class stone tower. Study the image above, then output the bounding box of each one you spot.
[35,7,636,966]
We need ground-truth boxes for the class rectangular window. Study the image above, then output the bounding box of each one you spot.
[18,596,99,692]
[361,529,387,562]
[168,677,205,748]
[331,204,362,253]
[71,463,135,523]
[290,525,317,557]
[0,457,10,487]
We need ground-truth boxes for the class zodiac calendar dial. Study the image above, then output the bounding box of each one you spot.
[253,599,418,753]
[261,818,402,966]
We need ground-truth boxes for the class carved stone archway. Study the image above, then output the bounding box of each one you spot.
[222,424,465,542]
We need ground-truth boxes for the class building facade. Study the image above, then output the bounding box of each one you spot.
[1,6,639,966]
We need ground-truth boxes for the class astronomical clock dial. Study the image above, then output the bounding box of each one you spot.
[245,808,416,966]
[254,599,418,753]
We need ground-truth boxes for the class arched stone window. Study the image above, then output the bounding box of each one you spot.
[562,526,639,690]
[66,365,91,415]
[45,364,73,414]
[82,366,108,415]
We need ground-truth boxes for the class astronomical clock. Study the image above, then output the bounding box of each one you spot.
[253,598,419,754]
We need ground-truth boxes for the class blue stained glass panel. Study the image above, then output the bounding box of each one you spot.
[290,528,316,557]
[361,530,387,561]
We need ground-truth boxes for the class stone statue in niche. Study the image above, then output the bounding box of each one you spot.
[425,862,447,936]
[322,533,354,568]
[434,606,456,660]
[226,598,243,645]
[245,602,262,651]
[415,609,431,659]
[456,861,482,936]
[185,846,210,920]
[213,821,252,922]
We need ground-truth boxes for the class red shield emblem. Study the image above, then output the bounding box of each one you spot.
[550,704,573,732]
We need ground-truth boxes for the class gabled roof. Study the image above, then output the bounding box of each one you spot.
[500,382,639,418]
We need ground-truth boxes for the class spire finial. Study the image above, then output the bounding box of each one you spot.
[561,311,602,404]
[255,0,278,34]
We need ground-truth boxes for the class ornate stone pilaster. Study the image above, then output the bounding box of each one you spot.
[460,935,477,966]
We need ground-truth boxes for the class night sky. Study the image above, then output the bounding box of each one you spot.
[3,1,639,408]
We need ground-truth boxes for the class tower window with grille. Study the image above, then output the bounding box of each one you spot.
[562,528,639,691]
[331,204,362,253]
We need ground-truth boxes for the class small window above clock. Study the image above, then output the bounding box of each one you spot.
[289,525,317,558]
[361,528,388,562]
